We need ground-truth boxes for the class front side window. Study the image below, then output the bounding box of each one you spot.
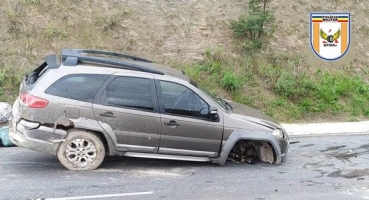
[105,76,154,111]
[190,79,227,111]
[159,81,209,119]
[45,74,109,103]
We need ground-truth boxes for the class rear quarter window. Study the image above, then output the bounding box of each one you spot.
[45,74,109,103]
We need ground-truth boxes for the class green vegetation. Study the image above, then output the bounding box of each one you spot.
[0,66,25,102]
[0,0,368,122]
[28,0,40,5]
[231,0,275,50]
[186,47,369,122]
[185,0,369,122]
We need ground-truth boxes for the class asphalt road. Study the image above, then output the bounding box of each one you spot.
[1,134,369,200]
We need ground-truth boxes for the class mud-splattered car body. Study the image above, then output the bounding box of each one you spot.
[9,49,289,170]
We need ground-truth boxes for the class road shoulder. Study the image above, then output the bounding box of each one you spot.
[281,121,369,136]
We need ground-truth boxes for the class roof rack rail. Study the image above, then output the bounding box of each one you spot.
[61,49,164,75]
[65,49,152,63]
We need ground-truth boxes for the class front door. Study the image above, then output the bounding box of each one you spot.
[93,74,161,153]
[156,80,223,157]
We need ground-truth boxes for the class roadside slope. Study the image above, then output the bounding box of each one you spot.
[0,0,368,122]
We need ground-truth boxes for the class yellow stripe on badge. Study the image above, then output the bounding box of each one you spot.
[341,22,348,54]
[338,16,348,22]
[313,23,320,53]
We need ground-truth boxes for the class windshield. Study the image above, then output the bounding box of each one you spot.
[190,79,227,111]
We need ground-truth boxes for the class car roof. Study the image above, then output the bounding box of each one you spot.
[113,59,190,81]
[46,49,191,82]
[68,60,190,82]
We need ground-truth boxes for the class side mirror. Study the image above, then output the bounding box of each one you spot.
[200,107,209,115]
[209,106,219,121]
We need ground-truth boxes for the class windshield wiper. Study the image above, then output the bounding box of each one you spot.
[216,96,232,111]
[223,99,232,111]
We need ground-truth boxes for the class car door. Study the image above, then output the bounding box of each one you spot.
[92,73,161,153]
[155,79,224,157]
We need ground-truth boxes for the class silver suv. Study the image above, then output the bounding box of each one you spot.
[9,49,289,170]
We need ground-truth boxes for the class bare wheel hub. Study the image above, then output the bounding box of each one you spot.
[66,139,97,167]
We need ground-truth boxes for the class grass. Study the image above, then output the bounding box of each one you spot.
[0,66,25,102]
[0,0,368,123]
[185,48,369,122]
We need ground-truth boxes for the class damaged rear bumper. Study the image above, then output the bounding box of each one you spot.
[9,118,66,156]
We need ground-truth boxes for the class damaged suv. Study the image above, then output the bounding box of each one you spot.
[9,49,289,170]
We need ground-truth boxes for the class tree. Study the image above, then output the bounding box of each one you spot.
[231,0,275,48]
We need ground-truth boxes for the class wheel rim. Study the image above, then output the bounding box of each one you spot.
[66,139,97,168]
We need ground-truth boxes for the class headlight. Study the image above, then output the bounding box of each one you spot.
[272,129,284,139]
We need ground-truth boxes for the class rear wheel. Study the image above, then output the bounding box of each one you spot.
[57,130,105,170]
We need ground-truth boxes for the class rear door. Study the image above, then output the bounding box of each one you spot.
[92,73,161,153]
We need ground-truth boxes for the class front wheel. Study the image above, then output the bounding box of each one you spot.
[57,130,105,170]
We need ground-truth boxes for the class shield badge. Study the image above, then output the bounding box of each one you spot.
[310,12,351,61]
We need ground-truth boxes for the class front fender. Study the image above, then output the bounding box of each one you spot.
[212,129,282,165]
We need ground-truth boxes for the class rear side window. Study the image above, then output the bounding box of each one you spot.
[105,76,154,111]
[45,74,109,103]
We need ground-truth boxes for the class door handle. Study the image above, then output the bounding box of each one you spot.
[164,120,179,127]
[100,111,115,118]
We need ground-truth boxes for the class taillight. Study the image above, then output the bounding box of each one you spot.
[20,93,49,108]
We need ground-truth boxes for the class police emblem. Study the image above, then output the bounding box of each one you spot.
[310,12,351,61]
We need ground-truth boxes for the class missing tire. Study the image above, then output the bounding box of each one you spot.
[228,140,276,164]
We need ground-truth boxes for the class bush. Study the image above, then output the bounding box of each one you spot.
[274,71,316,99]
[231,0,275,49]
[222,71,243,91]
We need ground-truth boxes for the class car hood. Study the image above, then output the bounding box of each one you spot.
[225,100,282,129]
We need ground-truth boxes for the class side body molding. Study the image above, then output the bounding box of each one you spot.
[211,129,282,165]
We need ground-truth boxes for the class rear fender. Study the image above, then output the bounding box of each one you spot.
[55,116,118,156]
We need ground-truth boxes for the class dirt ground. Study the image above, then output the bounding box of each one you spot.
[0,0,368,122]
[1,0,367,68]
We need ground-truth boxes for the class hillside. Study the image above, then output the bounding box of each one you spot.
[0,0,368,123]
